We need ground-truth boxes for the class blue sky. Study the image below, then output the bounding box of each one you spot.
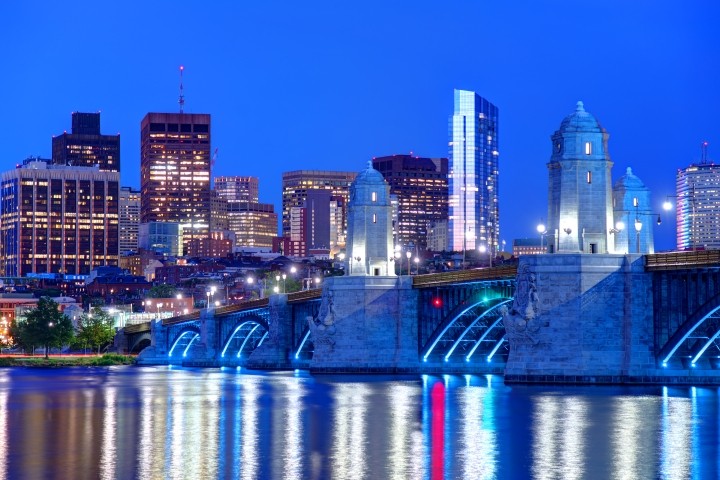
[1,1,718,251]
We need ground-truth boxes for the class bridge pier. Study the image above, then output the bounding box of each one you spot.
[504,254,657,382]
[246,295,293,369]
[308,276,418,373]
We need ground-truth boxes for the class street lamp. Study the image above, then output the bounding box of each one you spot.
[536,223,547,252]
[634,217,643,253]
[282,273,287,293]
[478,244,491,267]
[413,256,420,275]
[406,251,411,275]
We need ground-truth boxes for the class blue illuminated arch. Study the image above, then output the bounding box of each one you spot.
[168,327,201,358]
[659,293,720,367]
[220,319,268,358]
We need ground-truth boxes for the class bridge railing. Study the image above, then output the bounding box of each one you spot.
[412,265,518,288]
[124,322,150,334]
[645,250,720,271]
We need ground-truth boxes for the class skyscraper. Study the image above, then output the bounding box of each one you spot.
[372,154,448,251]
[140,113,211,252]
[0,158,119,276]
[119,187,141,254]
[448,90,499,253]
[215,176,259,203]
[675,162,720,250]
[52,112,120,172]
[226,202,278,248]
[281,170,356,242]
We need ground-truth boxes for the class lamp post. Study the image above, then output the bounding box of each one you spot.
[405,251,411,275]
[413,256,420,275]
[478,244,491,267]
[536,223,547,253]
[282,274,287,293]
[609,221,625,253]
[634,217,643,253]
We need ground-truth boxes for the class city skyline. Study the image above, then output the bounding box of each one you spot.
[2,2,718,251]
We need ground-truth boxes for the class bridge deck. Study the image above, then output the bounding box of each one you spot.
[412,265,518,287]
[645,250,720,271]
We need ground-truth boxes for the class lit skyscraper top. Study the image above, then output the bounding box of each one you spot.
[448,89,499,253]
[675,160,720,251]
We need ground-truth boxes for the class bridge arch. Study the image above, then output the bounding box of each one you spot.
[220,316,269,359]
[168,327,201,359]
[129,333,151,354]
[421,297,512,364]
[658,292,720,367]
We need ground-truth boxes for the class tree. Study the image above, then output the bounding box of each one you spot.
[75,307,116,355]
[147,284,177,298]
[16,297,74,358]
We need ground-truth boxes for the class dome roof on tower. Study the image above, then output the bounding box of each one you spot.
[558,101,605,133]
[353,161,386,186]
[614,167,647,190]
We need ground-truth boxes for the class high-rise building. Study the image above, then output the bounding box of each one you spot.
[138,222,183,257]
[227,202,278,248]
[675,162,720,250]
[52,112,120,172]
[0,158,119,276]
[215,176,259,203]
[140,113,211,252]
[119,187,141,254]
[448,89,499,253]
[209,190,229,231]
[281,170,356,242]
[547,101,614,253]
[372,154,448,251]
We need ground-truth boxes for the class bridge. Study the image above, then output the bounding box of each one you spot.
[126,251,720,382]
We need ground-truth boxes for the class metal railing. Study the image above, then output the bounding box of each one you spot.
[124,322,151,334]
[645,250,720,271]
[412,265,518,288]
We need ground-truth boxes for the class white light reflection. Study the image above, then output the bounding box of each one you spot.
[611,397,659,479]
[331,383,369,479]
[240,376,261,480]
[0,387,7,480]
[137,384,166,479]
[388,384,424,479]
[532,396,587,480]
[272,377,304,479]
[459,381,496,479]
[660,390,692,479]
[99,387,117,480]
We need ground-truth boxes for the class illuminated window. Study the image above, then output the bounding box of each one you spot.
[633,197,638,207]
[585,142,592,155]
[372,214,377,223]
[371,192,377,202]
[586,171,592,184]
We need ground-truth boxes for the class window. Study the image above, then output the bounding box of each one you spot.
[372,214,377,223]
[587,171,592,184]
[633,197,638,207]
[371,192,377,202]
[585,142,592,155]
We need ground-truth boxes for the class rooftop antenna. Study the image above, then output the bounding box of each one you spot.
[178,65,185,113]
[701,140,709,164]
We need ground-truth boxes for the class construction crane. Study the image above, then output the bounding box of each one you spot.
[212,148,218,168]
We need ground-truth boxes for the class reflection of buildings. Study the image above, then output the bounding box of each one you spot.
[0,158,119,276]
[675,162,720,250]
[449,89,499,253]
[372,154,448,252]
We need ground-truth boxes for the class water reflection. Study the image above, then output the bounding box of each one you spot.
[0,369,719,479]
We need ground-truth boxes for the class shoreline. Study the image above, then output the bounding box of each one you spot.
[0,354,136,367]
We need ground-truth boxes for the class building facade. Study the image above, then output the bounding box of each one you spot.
[512,238,545,256]
[675,162,720,250]
[138,222,183,257]
[448,89,499,253]
[140,113,211,252]
[547,101,614,254]
[119,187,141,254]
[0,159,119,276]
[372,154,448,252]
[227,202,278,248]
[52,112,120,172]
[281,170,356,242]
[215,176,259,203]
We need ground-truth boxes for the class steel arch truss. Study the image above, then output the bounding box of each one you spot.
[422,297,512,364]
[168,327,201,359]
[220,318,269,359]
[659,293,720,368]
[293,326,313,361]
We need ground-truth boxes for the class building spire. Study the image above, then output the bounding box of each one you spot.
[178,65,185,113]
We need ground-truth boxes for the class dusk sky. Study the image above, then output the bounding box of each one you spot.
[2,1,718,251]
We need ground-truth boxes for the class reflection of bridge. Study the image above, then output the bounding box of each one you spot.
[124,251,720,380]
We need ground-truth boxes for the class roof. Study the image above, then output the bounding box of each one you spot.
[558,101,605,134]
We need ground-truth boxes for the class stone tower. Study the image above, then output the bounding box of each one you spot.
[345,162,395,276]
[612,167,655,254]
[547,101,614,253]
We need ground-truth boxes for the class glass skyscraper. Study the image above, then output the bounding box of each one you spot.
[448,90,499,253]
[675,162,720,250]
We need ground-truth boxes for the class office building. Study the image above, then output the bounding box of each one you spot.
[675,162,720,250]
[0,158,119,277]
[448,89,499,253]
[281,170,356,243]
[140,113,211,252]
[427,219,448,252]
[372,154,448,251]
[210,190,229,231]
[138,222,183,257]
[215,176,259,203]
[119,187,141,254]
[227,202,278,248]
[52,112,120,172]
[512,238,545,256]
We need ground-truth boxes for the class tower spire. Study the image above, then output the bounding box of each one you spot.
[701,140,709,164]
[178,65,185,113]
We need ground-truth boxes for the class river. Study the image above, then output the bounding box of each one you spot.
[0,366,717,479]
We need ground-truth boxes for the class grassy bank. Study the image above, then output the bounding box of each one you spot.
[0,354,136,367]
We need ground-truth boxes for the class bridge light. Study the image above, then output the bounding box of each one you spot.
[432,297,443,308]
[662,362,667,368]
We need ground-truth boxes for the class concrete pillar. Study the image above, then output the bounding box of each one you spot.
[247,294,293,369]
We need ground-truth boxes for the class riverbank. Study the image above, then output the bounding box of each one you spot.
[0,354,136,367]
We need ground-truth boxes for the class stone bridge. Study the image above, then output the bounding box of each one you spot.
[125,251,720,383]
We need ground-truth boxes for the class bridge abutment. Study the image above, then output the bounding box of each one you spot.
[505,254,656,382]
[247,294,293,369]
[309,276,419,372]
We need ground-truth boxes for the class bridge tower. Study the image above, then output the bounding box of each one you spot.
[547,101,614,253]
